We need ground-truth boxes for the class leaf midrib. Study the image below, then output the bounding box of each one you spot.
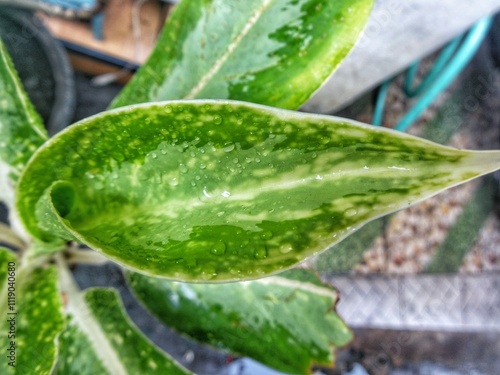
[57,259,127,375]
[183,0,273,99]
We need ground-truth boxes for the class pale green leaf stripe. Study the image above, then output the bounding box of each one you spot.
[16,100,500,281]
[55,318,109,375]
[110,0,374,109]
[0,39,48,181]
[55,288,192,375]
[0,254,65,375]
[128,269,352,374]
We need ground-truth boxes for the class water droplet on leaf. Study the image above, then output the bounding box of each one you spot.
[210,242,226,256]
[260,230,273,240]
[344,208,358,217]
[223,144,235,152]
[213,115,222,125]
[254,246,268,259]
[279,244,293,254]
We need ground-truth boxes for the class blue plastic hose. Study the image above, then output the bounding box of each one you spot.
[403,35,462,98]
[373,16,493,132]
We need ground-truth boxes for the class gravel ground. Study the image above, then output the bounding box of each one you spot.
[344,40,500,275]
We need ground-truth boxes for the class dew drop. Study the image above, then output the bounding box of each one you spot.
[200,163,206,170]
[260,230,273,240]
[279,244,293,254]
[210,242,226,256]
[169,178,179,187]
[213,115,223,125]
[179,163,188,173]
[223,144,235,152]
[221,190,231,198]
[164,105,173,113]
[344,208,358,217]
[254,246,268,259]
[160,148,167,155]
[232,158,239,164]
[150,152,158,159]
[202,186,211,198]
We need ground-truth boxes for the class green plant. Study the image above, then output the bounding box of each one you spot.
[1,1,499,374]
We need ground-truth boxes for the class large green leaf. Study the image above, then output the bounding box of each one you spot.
[127,269,351,374]
[110,0,373,109]
[55,284,192,375]
[16,100,500,281]
[0,248,65,375]
[0,38,47,206]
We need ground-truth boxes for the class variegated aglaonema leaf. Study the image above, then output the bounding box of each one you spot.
[127,268,351,375]
[16,100,500,281]
[55,286,192,375]
[110,0,374,109]
[0,39,48,206]
[0,248,65,375]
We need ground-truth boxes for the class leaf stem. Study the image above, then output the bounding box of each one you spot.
[0,222,26,250]
[55,254,128,375]
[64,244,109,266]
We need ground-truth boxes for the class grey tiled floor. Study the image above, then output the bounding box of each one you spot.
[326,273,500,331]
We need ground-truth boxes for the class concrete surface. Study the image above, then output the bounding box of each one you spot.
[303,0,500,113]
